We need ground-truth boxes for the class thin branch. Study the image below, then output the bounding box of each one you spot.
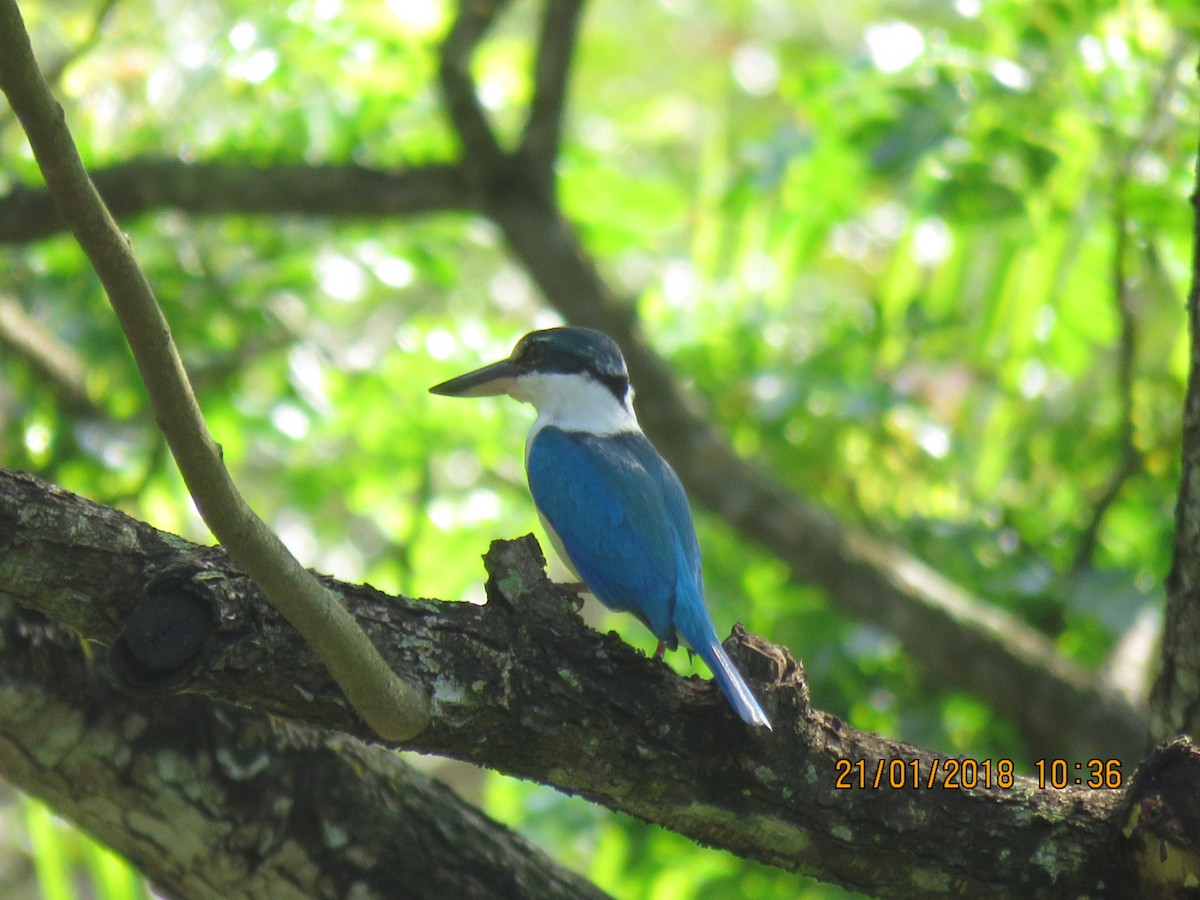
[0,0,119,134]
[520,0,586,179]
[1071,203,1142,572]
[1072,37,1188,573]
[439,0,510,175]
[38,0,120,82]
[0,0,428,741]
[0,293,96,414]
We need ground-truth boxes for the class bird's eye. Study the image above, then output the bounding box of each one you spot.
[518,339,544,365]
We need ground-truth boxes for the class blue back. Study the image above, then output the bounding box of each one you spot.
[526,427,702,648]
[527,424,772,727]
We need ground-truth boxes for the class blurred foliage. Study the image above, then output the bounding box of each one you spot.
[1,0,1197,897]
[0,794,149,900]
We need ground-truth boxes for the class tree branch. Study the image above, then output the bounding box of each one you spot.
[0,0,118,135]
[0,467,1153,898]
[0,598,612,900]
[0,158,475,244]
[1070,201,1140,573]
[1153,60,1200,742]
[0,0,427,741]
[439,0,510,175]
[1071,38,1189,574]
[0,293,96,414]
[520,0,586,178]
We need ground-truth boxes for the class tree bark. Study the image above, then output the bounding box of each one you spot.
[0,467,1164,898]
[1154,96,1200,744]
[0,158,475,243]
[0,600,610,900]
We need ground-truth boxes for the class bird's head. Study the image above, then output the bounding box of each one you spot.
[430,328,635,429]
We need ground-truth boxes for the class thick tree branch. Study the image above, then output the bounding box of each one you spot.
[0,468,1153,898]
[0,0,427,741]
[0,158,474,244]
[0,599,612,900]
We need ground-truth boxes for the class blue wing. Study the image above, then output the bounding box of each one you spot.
[527,427,685,643]
[527,426,771,728]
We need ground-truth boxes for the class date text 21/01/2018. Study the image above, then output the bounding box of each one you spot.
[833,758,1123,790]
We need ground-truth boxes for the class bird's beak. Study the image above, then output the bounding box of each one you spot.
[429,358,521,398]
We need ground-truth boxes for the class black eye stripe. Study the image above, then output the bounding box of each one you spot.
[509,327,630,402]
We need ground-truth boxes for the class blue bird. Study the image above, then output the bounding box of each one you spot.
[430,326,771,728]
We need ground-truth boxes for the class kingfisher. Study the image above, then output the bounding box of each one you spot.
[430,326,771,728]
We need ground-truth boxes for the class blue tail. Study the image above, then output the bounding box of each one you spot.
[674,585,771,729]
[697,630,772,729]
